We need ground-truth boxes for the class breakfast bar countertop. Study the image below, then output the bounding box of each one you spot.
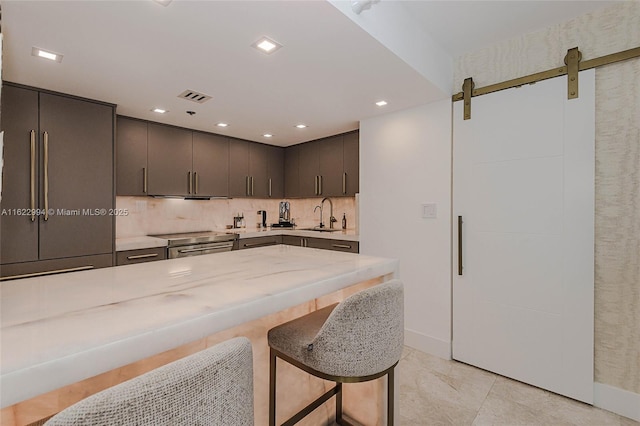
[0,245,397,408]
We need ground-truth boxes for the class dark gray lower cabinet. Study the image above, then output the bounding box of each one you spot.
[116,247,167,266]
[1,254,113,281]
[237,236,283,250]
[281,236,359,253]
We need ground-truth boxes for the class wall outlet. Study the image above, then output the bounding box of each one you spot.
[421,203,437,219]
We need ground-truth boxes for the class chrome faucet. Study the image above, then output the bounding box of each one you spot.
[314,205,323,228]
[321,197,337,229]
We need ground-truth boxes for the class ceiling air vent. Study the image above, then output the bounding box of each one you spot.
[177,90,212,104]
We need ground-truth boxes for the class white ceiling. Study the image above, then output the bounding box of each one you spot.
[1,1,617,146]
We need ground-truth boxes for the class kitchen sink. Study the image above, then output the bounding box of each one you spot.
[301,227,341,232]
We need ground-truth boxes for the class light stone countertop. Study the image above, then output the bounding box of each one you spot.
[0,245,396,408]
[115,228,359,251]
[230,227,359,241]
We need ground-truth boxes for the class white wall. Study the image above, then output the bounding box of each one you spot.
[328,0,452,98]
[360,99,452,358]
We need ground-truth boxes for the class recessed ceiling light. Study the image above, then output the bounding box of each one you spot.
[153,0,172,6]
[152,108,167,114]
[31,47,63,63]
[252,37,283,55]
[263,134,273,138]
[295,124,307,129]
[217,123,229,127]
[375,100,388,107]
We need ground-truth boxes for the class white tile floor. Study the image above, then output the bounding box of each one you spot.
[398,347,639,426]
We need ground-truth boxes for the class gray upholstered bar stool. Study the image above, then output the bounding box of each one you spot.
[268,279,404,426]
[45,337,254,426]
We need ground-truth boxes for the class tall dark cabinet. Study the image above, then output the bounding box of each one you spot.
[1,84,114,279]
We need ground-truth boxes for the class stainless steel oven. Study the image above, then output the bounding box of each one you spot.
[150,231,238,259]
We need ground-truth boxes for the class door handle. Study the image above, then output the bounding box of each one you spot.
[458,216,463,276]
[43,131,50,221]
[30,130,36,221]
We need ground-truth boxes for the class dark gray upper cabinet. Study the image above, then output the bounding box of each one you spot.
[147,123,193,197]
[298,141,320,197]
[116,116,357,200]
[267,145,284,199]
[229,140,281,198]
[318,135,344,196]
[284,145,300,198]
[249,143,269,198]
[1,84,114,276]
[192,132,229,197]
[342,131,359,196]
[116,117,148,196]
[229,139,250,197]
[284,130,359,198]
[119,119,229,197]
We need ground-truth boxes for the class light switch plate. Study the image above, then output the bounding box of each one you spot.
[421,203,437,219]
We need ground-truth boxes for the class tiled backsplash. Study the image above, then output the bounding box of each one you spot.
[116,196,357,238]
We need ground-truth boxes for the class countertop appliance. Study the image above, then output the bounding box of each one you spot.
[150,231,238,259]
[272,201,294,228]
[257,210,267,229]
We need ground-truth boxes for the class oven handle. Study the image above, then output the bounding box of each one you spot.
[177,245,232,254]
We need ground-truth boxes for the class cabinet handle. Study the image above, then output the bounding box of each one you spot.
[0,265,94,281]
[188,171,192,194]
[127,253,159,260]
[246,176,250,196]
[458,216,463,276]
[314,176,318,196]
[43,131,50,221]
[244,241,277,248]
[332,244,352,249]
[269,178,272,197]
[342,172,347,195]
[30,130,36,222]
[251,176,254,196]
[319,175,323,195]
[194,172,198,194]
[143,167,148,194]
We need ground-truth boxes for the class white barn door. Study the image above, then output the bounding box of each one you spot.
[452,70,595,403]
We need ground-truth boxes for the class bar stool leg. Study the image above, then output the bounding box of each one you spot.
[335,382,343,424]
[269,349,277,426]
[387,368,395,426]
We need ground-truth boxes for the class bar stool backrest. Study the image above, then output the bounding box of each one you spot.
[308,279,404,377]
[45,337,254,426]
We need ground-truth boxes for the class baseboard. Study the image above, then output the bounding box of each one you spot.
[594,382,640,422]
[404,328,451,359]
